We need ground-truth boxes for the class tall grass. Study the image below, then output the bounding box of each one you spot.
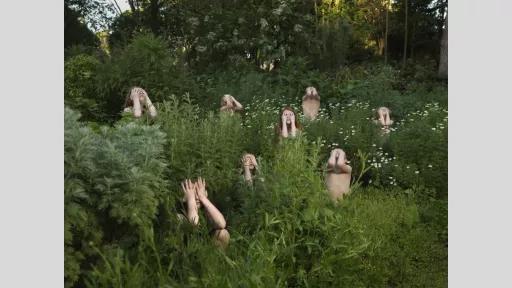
[65,39,447,286]
[65,85,447,287]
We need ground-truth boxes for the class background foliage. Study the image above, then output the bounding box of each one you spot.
[65,1,448,287]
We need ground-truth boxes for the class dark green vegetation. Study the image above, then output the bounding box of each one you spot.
[65,1,447,287]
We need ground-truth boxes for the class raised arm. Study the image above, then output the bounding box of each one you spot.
[145,95,157,118]
[242,154,258,182]
[196,178,226,229]
[337,163,352,174]
[230,96,244,111]
[327,149,352,174]
[281,117,288,138]
[181,179,199,226]
[132,91,142,118]
[290,113,297,137]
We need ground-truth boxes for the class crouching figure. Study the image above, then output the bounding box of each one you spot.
[241,153,258,183]
[220,94,243,114]
[374,107,393,133]
[325,148,352,202]
[276,106,302,139]
[123,87,157,118]
[302,86,320,120]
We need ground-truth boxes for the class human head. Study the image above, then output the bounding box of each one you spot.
[280,106,301,127]
[221,94,233,107]
[124,87,147,107]
[241,153,257,170]
[211,229,230,249]
[182,181,208,209]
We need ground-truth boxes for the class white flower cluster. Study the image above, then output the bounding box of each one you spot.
[367,146,395,170]
[387,176,398,186]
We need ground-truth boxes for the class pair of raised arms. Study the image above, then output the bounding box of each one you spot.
[124,87,157,118]
[180,177,230,248]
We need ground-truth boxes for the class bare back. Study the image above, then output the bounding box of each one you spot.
[325,172,351,201]
[302,87,320,120]
[302,98,320,120]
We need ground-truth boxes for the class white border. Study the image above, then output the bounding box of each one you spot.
[450,0,512,287]
[1,0,512,286]
[0,0,63,286]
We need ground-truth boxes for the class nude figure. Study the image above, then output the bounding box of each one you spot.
[373,107,394,133]
[302,86,320,120]
[276,106,302,139]
[325,148,352,202]
[220,94,243,113]
[241,153,258,183]
[123,87,157,118]
[180,178,230,248]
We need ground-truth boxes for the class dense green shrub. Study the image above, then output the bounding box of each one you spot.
[65,55,105,122]
[94,33,198,121]
[64,107,169,287]
[65,57,447,287]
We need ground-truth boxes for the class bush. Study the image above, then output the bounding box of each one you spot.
[93,33,197,122]
[64,107,169,287]
[65,55,105,122]
[65,59,448,287]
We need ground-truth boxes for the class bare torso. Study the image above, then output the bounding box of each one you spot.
[325,148,352,202]
[325,173,351,201]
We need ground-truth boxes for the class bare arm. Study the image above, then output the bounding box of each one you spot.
[145,95,157,118]
[196,178,226,229]
[181,180,199,225]
[327,161,352,174]
[243,166,253,182]
[290,120,297,137]
[231,98,243,111]
[200,197,227,229]
[281,120,288,138]
[132,94,142,118]
[337,163,352,174]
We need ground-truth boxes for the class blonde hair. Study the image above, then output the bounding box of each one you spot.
[212,229,230,248]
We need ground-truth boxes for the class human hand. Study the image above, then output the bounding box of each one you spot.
[242,154,258,170]
[281,113,288,123]
[181,179,196,199]
[195,177,208,201]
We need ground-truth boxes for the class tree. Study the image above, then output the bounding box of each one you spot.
[438,11,448,78]
[65,0,117,31]
[64,3,99,49]
[384,0,390,64]
[402,0,408,68]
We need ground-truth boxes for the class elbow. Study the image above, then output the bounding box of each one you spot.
[215,218,227,230]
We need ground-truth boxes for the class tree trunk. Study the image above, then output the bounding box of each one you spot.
[410,20,416,59]
[111,0,122,15]
[438,12,448,79]
[402,0,408,69]
[149,0,160,35]
[378,37,385,56]
[384,0,389,65]
[128,0,137,12]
